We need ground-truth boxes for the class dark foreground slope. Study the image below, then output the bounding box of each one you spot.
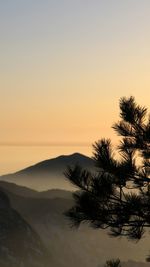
[0,190,50,267]
[0,153,94,190]
[2,186,150,267]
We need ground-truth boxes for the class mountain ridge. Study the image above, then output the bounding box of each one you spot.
[15,152,93,174]
[0,180,72,199]
[0,153,94,190]
[1,153,92,176]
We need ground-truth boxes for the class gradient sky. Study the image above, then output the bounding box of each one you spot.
[1,1,150,172]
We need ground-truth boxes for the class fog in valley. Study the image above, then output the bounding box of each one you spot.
[0,154,150,267]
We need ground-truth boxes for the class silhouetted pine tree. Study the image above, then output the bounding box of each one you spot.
[65,96,150,240]
[104,259,121,267]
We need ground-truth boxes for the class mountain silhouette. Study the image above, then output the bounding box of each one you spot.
[17,153,94,174]
[0,153,94,190]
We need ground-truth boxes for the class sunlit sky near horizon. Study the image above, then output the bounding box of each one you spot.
[1,0,150,173]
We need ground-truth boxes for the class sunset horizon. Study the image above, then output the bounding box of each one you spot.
[1,1,150,266]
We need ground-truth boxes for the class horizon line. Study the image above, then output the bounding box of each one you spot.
[0,142,92,147]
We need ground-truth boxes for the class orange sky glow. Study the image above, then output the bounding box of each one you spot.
[0,0,150,173]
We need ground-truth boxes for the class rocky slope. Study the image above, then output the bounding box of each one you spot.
[0,190,50,267]
[0,182,150,267]
[2,186,150,267]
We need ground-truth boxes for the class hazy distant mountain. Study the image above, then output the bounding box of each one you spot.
[0,190,50,267]
[0,153,94,190]
[0,181,38,198]
[16,152,94,174]
[0,180,73,200]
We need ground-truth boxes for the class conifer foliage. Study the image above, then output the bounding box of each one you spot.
[104,259,121,267]
[65,97,150,240]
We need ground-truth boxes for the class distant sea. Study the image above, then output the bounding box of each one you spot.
[0,145,92,175]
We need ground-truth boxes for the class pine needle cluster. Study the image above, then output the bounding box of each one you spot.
[65,97,150,240]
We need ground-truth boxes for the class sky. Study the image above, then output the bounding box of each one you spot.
[0,0,150,173]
